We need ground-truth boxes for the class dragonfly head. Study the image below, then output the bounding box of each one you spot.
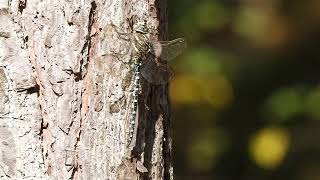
[133,20,148,34]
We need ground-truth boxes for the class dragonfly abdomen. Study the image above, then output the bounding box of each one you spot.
[127,56,142,146]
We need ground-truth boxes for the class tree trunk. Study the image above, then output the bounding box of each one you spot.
[0,0,172,179]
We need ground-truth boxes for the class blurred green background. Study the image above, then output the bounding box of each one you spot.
[168,0,320,179]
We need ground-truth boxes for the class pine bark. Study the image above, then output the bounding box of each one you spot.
[0,0,172,179]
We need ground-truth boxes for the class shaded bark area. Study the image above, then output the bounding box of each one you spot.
[0,0,172,179]
[137,1,174,179]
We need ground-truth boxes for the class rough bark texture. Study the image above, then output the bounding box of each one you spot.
[0,0,172,179]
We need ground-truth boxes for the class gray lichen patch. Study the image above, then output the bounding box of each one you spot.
[8,59,36,92]
[0,123,17,178]
[0,68,8,114]
[0,35,36,92]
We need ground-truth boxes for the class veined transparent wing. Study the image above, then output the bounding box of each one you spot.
[140,53,174,85]
[151,38,187,61]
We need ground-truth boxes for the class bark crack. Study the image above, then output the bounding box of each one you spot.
[76,1,97,81]
[38,103,47,171]
[69,3,97,178]
[69,161,79,180]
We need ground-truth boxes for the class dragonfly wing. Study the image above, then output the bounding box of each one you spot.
[151,38,187,61]
[140,53,174,85]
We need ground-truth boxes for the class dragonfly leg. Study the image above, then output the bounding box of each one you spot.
[106,45,130,56]
[103,53,131,68]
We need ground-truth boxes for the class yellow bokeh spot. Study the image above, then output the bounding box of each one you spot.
[170,74,233,109]
[202,76,233,109]
[249,127,290,169]
[170,75,202,106]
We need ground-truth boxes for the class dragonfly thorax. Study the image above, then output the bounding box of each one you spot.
[132,32,151,56]
[133,21,148,34]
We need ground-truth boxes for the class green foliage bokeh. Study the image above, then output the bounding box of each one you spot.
[168,0,320,179]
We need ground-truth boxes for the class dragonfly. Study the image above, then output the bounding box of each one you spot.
[111,20,187,84]
[109,20,187,146]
